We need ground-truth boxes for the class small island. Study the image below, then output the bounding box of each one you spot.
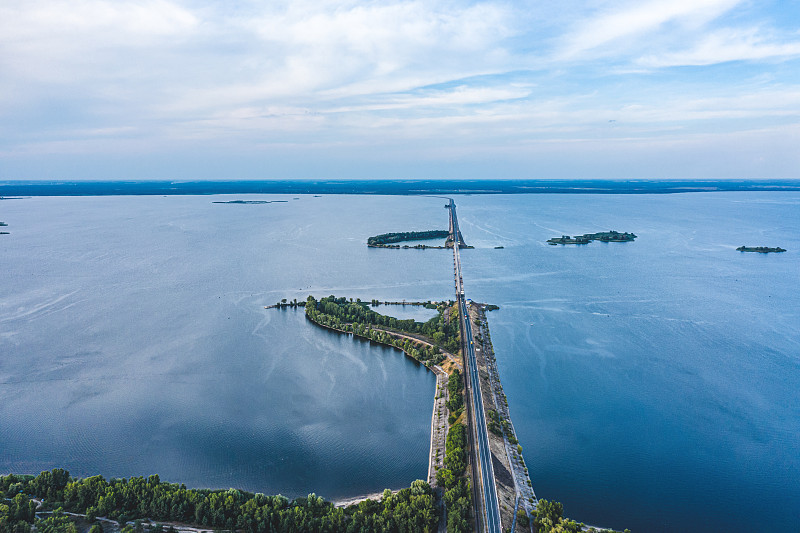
[547,235,590,245]
[368,230,450,248]
[737,246,786,253]
[212,200,288,204]
[548,230,636,245]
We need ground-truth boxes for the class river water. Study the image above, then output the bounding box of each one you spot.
[1,192,798,532]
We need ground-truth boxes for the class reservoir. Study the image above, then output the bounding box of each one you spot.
[1,192,798,532]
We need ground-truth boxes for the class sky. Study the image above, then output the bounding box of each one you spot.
[1,0,799,180]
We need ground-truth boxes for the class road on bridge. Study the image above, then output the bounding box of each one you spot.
[447,199,502,533]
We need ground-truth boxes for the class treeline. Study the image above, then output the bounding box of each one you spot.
[435,424,471,533]
[446,370,464,425]
[305,295,460,361]
[367,231,449,246]
[1,471,440,533]
[532,500,629,533]
[436,370,470,532]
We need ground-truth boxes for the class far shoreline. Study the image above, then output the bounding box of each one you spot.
[2,178,800,197]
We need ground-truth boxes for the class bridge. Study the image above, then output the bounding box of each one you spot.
[445,198,469,249]
[446,199,502,533]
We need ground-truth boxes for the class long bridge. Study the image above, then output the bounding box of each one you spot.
[446,199,502,533]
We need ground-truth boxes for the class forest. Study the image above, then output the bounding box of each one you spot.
[304,296,461,362]
[367,231,449,246]
[1,471,439,533]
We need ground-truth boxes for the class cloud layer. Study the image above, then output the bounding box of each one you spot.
[1,0,799,179]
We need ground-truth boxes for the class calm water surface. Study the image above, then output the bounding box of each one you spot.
[458,193,800,532]
[2,192,798,532]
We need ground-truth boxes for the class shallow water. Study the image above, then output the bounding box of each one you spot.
[1,192,798,531]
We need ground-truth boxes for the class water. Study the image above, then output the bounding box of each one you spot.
[2,192,799,531]
[0,194,449,499]
[457,192,800,532]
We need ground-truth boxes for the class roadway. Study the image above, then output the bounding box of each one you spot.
[447,199,502,533]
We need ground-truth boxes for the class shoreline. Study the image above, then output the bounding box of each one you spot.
[296,300,458,498]
[332,490,398,508]
[4,179,800,197]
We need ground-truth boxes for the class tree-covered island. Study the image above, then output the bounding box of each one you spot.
[367,231,449,249]
[736,246,786,253]
[548,231,636,245]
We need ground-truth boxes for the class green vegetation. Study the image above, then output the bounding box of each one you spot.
[305,295,461,364]
[533,500,628,533]
[548,230,636,245]
[367,231,449,248]
[736,246,786,253]
[435,424,472,533]
[486,409,501,437]
[435,370,471,532]
[584,231,636,242]
[446,370,464,425]
[212,200,288,204]
[1,471,439,533]
[269,298,304,309]
[546,236,590,245]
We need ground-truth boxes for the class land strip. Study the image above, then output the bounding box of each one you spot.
[469,303,537,531]
[448,198,501,532]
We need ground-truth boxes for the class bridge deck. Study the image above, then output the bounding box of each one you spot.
[447,199,502,533]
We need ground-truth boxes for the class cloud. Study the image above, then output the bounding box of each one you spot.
[639,27,800,67]
[556,0,742,60]
[1,0,800,179]
[0,0,198,80]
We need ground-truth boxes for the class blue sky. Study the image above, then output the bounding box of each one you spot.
[1,0,799,180]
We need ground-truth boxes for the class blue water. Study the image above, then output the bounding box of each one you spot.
[0,194,447,499]
[1,192,798,531]
[457,193,800,532]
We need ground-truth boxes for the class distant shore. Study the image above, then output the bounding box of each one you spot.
[3,179,800,196]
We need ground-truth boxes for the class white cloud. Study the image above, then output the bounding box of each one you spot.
[639,27,800,67]
[1,0,800,179]
[0,0,198,79]
[557,0,742,60]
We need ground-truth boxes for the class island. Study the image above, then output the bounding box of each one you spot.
[367,230,450,248]
[212,200,288,204]
[547,235,590,245]
[737,246,786,253]
[548,230,636,245]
